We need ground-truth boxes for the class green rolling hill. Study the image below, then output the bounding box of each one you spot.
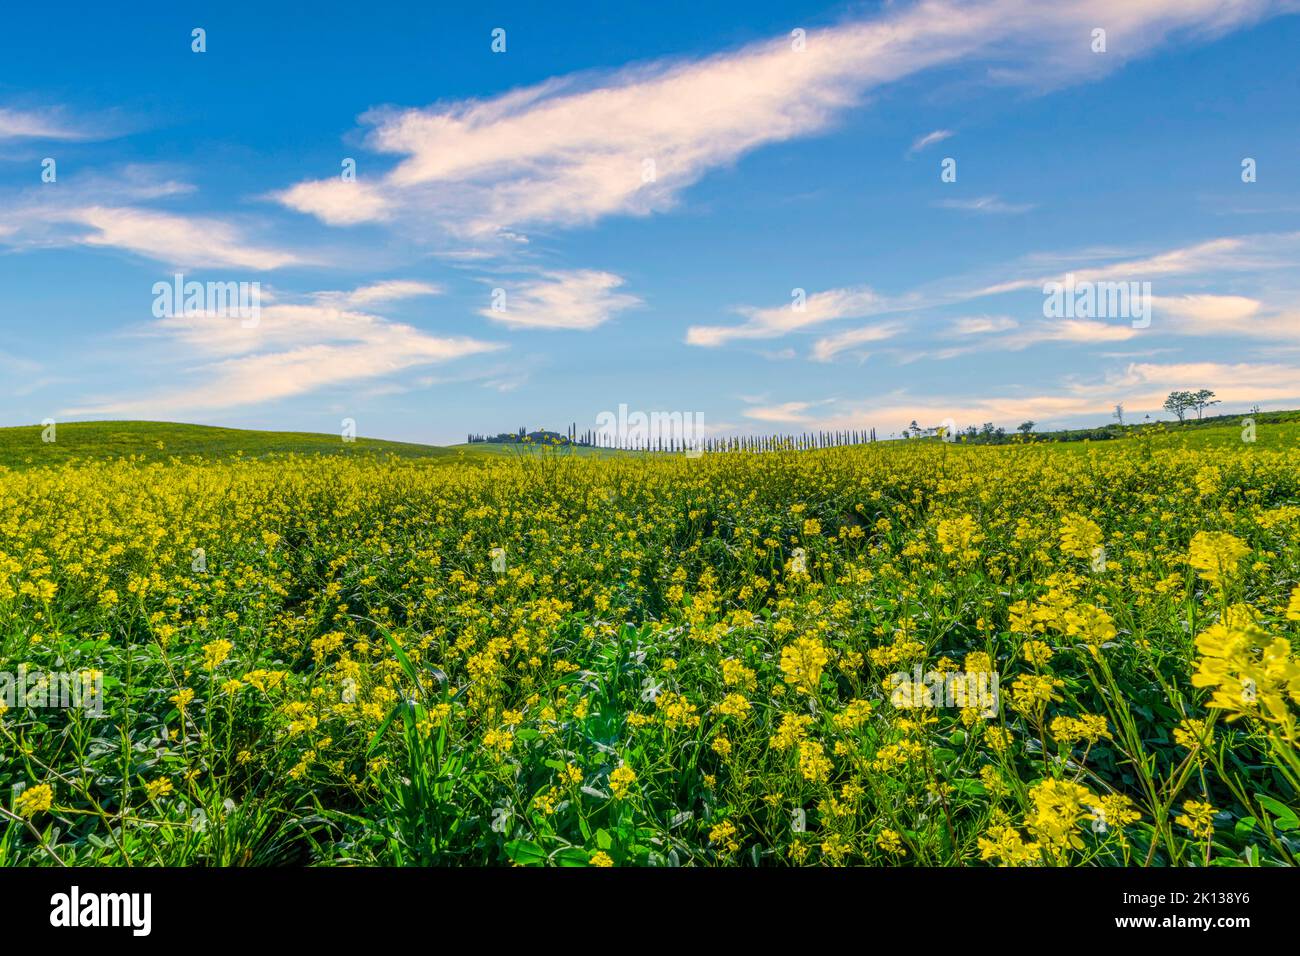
[2,413,1298,470]
[0,420,633,469]
[0,420,466,469]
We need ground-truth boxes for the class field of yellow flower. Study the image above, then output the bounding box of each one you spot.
[2,427,1299,866]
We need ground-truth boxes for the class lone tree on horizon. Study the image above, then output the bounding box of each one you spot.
[1163,390,1194,423]
[1191,388,1220,420]
[1163,389,1220,423]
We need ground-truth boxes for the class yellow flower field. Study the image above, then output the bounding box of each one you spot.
[2,435,1298,865]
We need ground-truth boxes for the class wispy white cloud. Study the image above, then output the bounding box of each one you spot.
[700,231,1300,356]
[971,234,1299,297]
[0,349,41,375]
[1153,293,1260,324]
[66,206,304,271]
[276,179,394,226]
[810,323,903,362]
[0,163,307,270]
[1,201,305,271]
[478,270,641,331]
[907,129,953,155]
[314,279,444,308]
[91,332,496,413]
[1033,319,1142,344]
[1145,293,1300,342]
[761,360,1300,436]
[688,286,896,347]
[0,106,103,141]
[66,287,504,415]
[933,195,1036,214]
[742,399,833,424]
[481,375,526,393]
[950,315,1018,335]
[275,0,1288,243]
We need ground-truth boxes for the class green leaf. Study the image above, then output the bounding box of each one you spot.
[1255,794,1299,831]
[365,702,401,756]
[554,847,591,867]
[504,839,547,866]
[380,628,422,690]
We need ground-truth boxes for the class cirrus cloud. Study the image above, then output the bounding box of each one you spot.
[274,0,1288,243]
[478,270,642,331]
[65,285,504,415]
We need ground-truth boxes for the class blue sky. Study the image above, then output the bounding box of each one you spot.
[2,0,1299,444]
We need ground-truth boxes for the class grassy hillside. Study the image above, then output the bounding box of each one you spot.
[1038,417,1300,454]
[903,412,1300,454]
[4,414,1298,471]
[0,420,654,470]
[939,409,1300,448]
[0,420,467,469]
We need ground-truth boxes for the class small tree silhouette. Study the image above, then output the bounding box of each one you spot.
[1191,389,1220,420]
[1163,391,1193,423]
